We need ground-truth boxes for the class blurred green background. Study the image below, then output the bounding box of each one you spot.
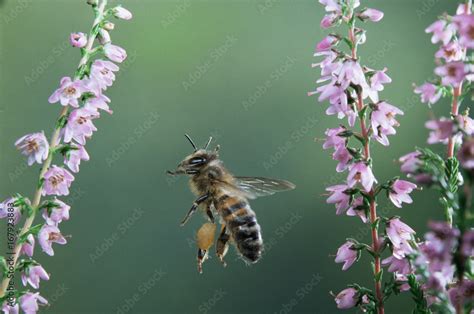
[0,0,469,313]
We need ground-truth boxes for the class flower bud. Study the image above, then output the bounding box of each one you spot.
[358,8,384,22]
[103,43,127,63]
[70,32,87,48]
[335,288,358,309]
[98,29,111,45]
[103,22,115,31]
[112,6,133,20]
[87,0,98,6]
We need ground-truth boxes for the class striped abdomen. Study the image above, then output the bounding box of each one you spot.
[215,195,263,263]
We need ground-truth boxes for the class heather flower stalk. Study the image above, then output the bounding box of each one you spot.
[0,1,132,312]
[310,1,418,312]
[400,1,474,313]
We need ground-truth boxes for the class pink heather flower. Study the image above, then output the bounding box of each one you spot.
[457,3,471,15]
[63,108,98,145]
[38,225,67,256]
[347,162,376,192]
[64,144,90,173]
[386,218,415,259]
[316,35,338,52]
[0,198,21,225]
[359,8,384,22]
[319,0,341,13]
[320,14,338,29]
[20,234,35,257]
[335,241,358,271]
[81,77,102,96]
[459,137,474,169]
[456,114,474,135]
[323,126,346,150]
[333,145,352,172]
[336,60,367,89]
[21,265,49,289]
[399,151,422,174]
[346,197,367,223]
[453,14,474,49]
[42,199,70,226]
[1,302,19,314]
[425,20,455,45]
[42,165,74,196]
[414,82,442,105]
[435,41,464,62]
[389,179,417,208]
[382,255,411,275]
[112,6,133,20]
[370,69,391,92]
[316,81,344,102]
[19,292,47,314]
[90,59,119,90]
[435,61,468,87]
[69,32,87,48]
[98,29,111,45]
[449,281,474,310]
[326,184,351,215]
[371,102,403,146]
[14,132,49,166]
[461,230,474,257]
[334,288,358,309]
[103,43,127,63]
[84,94,112,114]
[313,82,357,127]
[425,118,454,144]
[48,77,85,107]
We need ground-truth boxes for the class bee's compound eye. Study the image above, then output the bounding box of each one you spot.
[190,157,206,165]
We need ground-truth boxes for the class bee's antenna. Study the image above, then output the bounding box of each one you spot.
[204,137,213,150]
[184,134,197,151]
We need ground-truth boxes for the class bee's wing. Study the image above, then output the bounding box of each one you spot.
[234,176,295,199]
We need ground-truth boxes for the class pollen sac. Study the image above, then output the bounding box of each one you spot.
[196,223,216,251]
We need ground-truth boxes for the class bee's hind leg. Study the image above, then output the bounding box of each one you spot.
[216,225,230,267]
[196,222,216,274]
[197,248,209,274]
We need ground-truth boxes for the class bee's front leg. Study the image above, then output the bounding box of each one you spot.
[216,225,230,267]
[180,193,209,226]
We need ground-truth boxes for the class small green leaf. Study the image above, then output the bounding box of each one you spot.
[18,224,44,244]
[374,269,383,282]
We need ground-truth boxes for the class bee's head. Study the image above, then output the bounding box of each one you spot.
[167,134,219,176]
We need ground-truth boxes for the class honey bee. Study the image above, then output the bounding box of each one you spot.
[167,135,295,273]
